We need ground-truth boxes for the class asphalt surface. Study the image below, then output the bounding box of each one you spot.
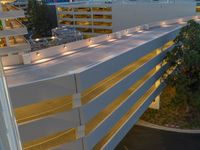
[115,125,200,150]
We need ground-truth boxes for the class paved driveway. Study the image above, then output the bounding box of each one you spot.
[115,125,200,150]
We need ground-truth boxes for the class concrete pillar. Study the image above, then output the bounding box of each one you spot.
[1,19,10,47]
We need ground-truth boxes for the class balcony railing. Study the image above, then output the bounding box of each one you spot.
[5,19,24,29]
[0,36,30,56]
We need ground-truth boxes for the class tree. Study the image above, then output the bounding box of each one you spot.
[27,0,53,37]
[166,20,200,112]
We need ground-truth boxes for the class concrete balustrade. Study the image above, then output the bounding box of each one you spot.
[20,15,199,66]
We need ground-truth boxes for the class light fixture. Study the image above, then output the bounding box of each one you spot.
[195,16,200,20]
[88,44,100,48]
[63,45,67,49]
[160,22,169,27]
[137,27,143,33]
[125,29,129,34]
[36,52,40,56]
[161,22,165,26]
[126,34,133,37]
[108,39,117,42]
[35,38,40,42]
[178,18,185,25]
[88,39,93,44]
[34,58,51,64]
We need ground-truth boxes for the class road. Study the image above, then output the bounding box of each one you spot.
[115,125,200,150]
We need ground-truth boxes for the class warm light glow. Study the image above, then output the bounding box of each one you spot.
[195,16,199,19]
[61,51,75,56]
[88,39,93,44]
[126,34,133,37]
[137,27,143,33]
[108,39,117,42]
[88,44,100,48]
[35,38,40,41]
[107,34,111,39]
[161,22,166,26]
[34,58,51,64]
[3,66,16,70]
[160,22,170,27]
[178,19,186,25]
[137,30,143,33]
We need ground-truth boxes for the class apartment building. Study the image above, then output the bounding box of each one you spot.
[0,0,30,66]
[56,0,196,38]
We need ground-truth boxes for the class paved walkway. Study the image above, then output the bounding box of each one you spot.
[115,125,200,150]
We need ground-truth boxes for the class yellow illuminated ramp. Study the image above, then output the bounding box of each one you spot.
[15,96,72,125]
[23,128,76,150]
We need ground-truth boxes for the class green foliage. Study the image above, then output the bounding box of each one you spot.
[27,0,53,37]
[166,20,200,111]
[0,20,3,30]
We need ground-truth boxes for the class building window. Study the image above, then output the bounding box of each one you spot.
[57,7,73,12]
[76,28,92,33]
[93,22,112,26]
[94,28,112,34]
[0,38,7,48]
[92,7,112,12]
[59,20,73,25]
[75,14,91,19]
[83,34,93,39]
[58,14,73,19]
[75,21,92,26]
[8,35,26,45]
[93,14,112,19]
[196,6,200,12]
[74,7,91,12]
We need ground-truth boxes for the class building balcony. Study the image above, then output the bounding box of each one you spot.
[0,19,28,37]
[0,4,25,19]
[0,35,30,56]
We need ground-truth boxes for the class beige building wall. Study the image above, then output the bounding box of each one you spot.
[112,2,196,32]
[56,1,196,38]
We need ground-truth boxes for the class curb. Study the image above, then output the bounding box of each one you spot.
[136,120,200,134]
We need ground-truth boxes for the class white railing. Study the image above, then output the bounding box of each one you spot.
[1,15,199,67]
[21,15,200,65]
[0,60,22,150]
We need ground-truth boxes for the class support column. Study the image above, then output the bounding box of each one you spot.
[1,19,10,47]
[73,93,86,150]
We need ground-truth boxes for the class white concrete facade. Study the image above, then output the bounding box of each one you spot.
[0,15,198,150]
